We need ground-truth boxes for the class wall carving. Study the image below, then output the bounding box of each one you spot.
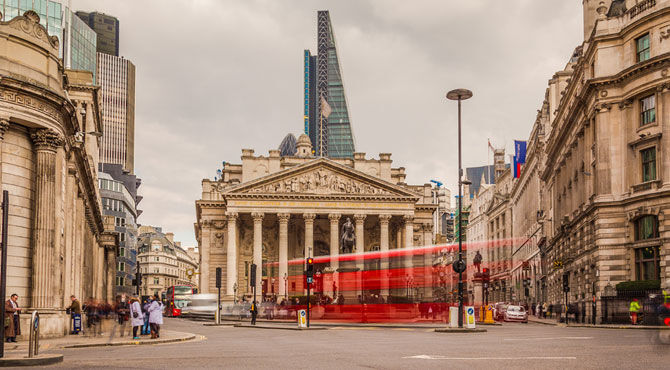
[0,89,63,122]
[8,11,59,51]
[243,168,392,195]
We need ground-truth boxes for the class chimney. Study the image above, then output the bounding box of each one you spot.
[166,232,174,243]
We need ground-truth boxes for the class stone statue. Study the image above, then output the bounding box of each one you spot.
[473,250,483,273]
[340,217,356,254]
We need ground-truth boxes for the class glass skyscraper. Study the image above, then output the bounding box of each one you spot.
[304,10,355,158]
[0,0,97,81]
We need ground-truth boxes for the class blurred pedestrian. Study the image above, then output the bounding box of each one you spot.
[128,296,144,340]
[148,295,164,339]
[629,298,641,325]
[110,295,129,339]
[4,294,21,342]
[542,302,548,318]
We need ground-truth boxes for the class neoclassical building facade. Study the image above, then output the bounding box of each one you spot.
[195,135,437,302]
[540,0,670,321]
[0,11,117,336]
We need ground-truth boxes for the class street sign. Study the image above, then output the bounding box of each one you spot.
[465,306,476,329]
[307,277,313,284]
[298,310,307,328]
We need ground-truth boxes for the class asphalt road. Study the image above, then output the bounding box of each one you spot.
[39,318,669,369]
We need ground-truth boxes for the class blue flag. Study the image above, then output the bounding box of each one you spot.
[514,140,527,178]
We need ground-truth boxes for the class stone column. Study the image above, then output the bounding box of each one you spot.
[252,212,264,297]
[403,215,415,298]
[226,212,238,297]
[328,214,340,269]
[200,220,211,294]
[96,246,104,300]
[0,118,9,191]
[379,215,392,297]
[303,213,316,258]
[403,215,414,249]
[354,214,366,255]
[106,247,116,302]
[328,213,341,299]
[30,129,64,308]
[278,213,290,300]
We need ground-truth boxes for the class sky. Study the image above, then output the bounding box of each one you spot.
[74,0,583,247]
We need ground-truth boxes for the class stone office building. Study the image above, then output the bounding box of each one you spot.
[195,135,437,302]
[0,11,117,337]
[540,0,670,322]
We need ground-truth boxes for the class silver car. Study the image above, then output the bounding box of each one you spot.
[504,305,528,323]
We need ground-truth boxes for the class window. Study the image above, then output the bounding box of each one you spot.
[154,278,159,285]
[637,34,650,62]
[635,246,660,281]
[641,147,656,182]
[118,262,125,272]
[118,247,125,257]
[640,95,655,126]
[635,215,659,240]
[156,257,159,262]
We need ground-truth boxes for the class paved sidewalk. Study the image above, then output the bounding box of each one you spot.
[1,329,196,352]
[528,315,670,329]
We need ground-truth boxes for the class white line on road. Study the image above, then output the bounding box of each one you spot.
[503,336,593,341]
[403,355,577,360]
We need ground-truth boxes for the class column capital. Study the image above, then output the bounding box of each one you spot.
[403,214,414,223]
[328,213,341,222]
[378,214,392,223]
[303,213,316,221]
[354,214,367,223]
[251,212,265,222]
[31,128,64,152]
[226,212,239,221]
[0,117,9,139]
[277,213,290,222]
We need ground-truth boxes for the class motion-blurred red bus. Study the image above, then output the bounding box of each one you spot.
[165,285,194,317]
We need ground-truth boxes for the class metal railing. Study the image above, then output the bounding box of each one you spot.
[28,311,40,358]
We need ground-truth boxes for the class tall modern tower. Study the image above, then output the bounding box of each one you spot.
[97,52,136,173]
[75,11,120,56]
[304,10,355,158]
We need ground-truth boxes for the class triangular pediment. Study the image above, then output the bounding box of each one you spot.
[224,158,419,199]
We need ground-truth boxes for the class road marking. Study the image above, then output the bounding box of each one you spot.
[403,355,577,360]
[504,336,593,341]
[392,328,415,331]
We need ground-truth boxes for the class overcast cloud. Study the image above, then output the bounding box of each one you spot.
[74,0,583,247]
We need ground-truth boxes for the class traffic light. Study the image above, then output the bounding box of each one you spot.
[563,272,570,292]
[250,263,257,287]
[306,257,314,284]
[216,267,222,289]
[482,268,490,282]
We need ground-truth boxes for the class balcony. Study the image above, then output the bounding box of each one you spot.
[627,0,656,20]
[631,180,660,193]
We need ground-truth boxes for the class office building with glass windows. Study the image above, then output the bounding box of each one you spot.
[99,164,142,295]
[97,52,136,174]
[0,1,97,79]
[303,10,355,158]
[75,11,119,56]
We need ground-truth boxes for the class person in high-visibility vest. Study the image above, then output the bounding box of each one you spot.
[629,298,641,325]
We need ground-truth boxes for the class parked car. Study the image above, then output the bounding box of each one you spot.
[504,305,528,323]
[494,303,508,321]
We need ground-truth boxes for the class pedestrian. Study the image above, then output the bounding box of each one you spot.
[629,298,641,325]
[148,295,164,339]
[4,294,21,343]
[548,303,553,319]
[543,302,548,318]
[141,299,151,335]
[128,296,144,340]
[250,300,258,325]
[111,295,129,338]
[67,295,82,334]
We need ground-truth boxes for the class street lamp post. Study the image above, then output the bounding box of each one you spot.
[447,88,473,328]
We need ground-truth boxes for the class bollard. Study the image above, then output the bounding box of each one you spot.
[484,304,495,324]
[28,311,39,358]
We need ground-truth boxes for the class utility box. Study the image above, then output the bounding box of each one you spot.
[449,307,459,328]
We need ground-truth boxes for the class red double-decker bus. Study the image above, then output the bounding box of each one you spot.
[164,285,194,317]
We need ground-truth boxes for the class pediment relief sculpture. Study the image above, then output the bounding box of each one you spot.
[242,169,393,196]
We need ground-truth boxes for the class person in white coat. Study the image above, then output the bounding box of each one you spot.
[128,296,144,340]
[148,295,164,339]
